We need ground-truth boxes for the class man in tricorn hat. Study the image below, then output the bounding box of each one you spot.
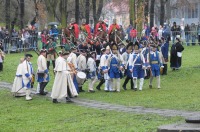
[51,51,78,103]
[108,43,124,92]
[100,44,112,92]
[147,45,164,89]
[76,49,87,92]
[37,49,49,95]
[128,42,146,91]
[21,54,34,100]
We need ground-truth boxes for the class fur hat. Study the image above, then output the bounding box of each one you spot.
[71,18,75,23]
[82,19,86,23]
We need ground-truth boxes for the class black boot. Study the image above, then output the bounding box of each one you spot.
[66,97,73,103]
[130,78,134,90]
[40,82,48,95]
[163,64,167,75]
[47,61,50,70]
[52,60,55,69]
[53,99,59,103]
[79,86,85,92]
[122,77,129,90]
[96,79,105,90]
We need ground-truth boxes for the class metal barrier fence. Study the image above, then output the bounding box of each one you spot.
[1,31,200,53]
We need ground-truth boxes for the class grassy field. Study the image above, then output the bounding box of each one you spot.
[0,44,199,131]
[0,90,183,132]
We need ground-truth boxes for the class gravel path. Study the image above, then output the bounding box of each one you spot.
[1,82,200,118]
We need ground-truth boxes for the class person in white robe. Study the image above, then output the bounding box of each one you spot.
[12,58,26,97]
[21,54,34,101]
[51,51,78,103]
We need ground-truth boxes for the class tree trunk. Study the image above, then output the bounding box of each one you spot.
[60,0,68,27]
[85,0,90,24]
[11,7,19,30]
[144,0,149,24]
[20,0,25,29]
[160,0,165,26]
[75,0,79,24]
[129,0,135,26]
[150,0,155,29]
[5,0,11,30]
[92,0,103,28]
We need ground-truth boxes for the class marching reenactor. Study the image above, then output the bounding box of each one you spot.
[87,51,97,93]
[160,37,169,75]
[147,45,164,89]
[76,49,87,92]
[100,44,112,92]
[128,42,146,91]
[21,54,34,101]
[44,37,56,70]
[96,47,106,91]
[12,58,26,97]
[108,43,124,92]
[51,51,78,103]
[122,43,134,90]
[37,49,49,95]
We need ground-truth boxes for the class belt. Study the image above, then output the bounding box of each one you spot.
[111,64,118,66]
[151,61,158,64]
[134,64,141,66]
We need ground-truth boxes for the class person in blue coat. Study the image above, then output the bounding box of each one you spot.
[108,43,124,92]
[147,45,164,89]
[160,37,169,75]
[128,42,146,91]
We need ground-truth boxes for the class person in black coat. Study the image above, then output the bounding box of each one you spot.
[170,38,184,70]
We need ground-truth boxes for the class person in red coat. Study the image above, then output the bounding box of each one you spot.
[108,19,120,35]
[130,27,137,42]
[69,18,79,40]
[80,19,91,39]
[95,17,107,36]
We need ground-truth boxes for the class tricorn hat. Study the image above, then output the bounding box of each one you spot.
[126,42,133,50]
[25,54,33,58]
[134,41,140,50]
[111,43,118,50]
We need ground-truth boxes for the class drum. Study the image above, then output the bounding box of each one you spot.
[76,72,86,85]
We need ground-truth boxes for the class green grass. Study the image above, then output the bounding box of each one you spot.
[0,89,182,132]
[1,46,200,111]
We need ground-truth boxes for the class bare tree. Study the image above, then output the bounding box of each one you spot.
[85,0,90,23]
[160,0,165,26]
[5,0,11,30]
[20,0,24,29]
[92,0,104,28]
[150,0,155,28]
[75,0,80,24]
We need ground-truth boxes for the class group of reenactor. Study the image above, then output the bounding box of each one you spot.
[11,17,169,104]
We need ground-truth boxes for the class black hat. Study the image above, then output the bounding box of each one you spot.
[151,44,157,48]
[40,49,47,54]
[111,43,118,50]
[62,51,70,55]
[70,46,77,50]
[126,42,133,50]
[25,54,33,58]
[80,49,87,53]
[58,51,62,55]
[134,41,140,50]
